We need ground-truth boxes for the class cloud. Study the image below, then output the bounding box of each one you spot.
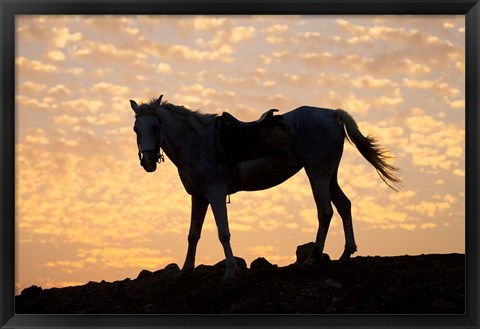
[399,223,417,231]
[46,260,85,272]
[265,36,286,44]
[353,196,408,225]
[168,43,235,62]
[172,83,236,109]
[247,245,295,263]
[403,109,464,170]
[258,218,283,232]
[192,17,228,31]
[278,18,463,78]
[449,99,464,109]
[351,75,397,89]
[335,19,460,70]
[262,24,289,44]
[47,50,66,61]
[47,84,71,96]
[16,57,58,75]
[453,168,464,177]
[171,16,229,34]
[66,67,85,76]
[84,16,138,36]
[374,94,403,107]
[263,24,289,33]
[52,27,82,48]
[62,98,104,113]
[390,190,416,202]
[90,82,130,97]
[230,26,256,43]
[406,194,456,217]
[73,41,147,63]
[248,245,277,255]
[15,139,191,255]
[78,248,173,270]
[18,81,47,94]
[25,128,49,145]
[53,114,80,125]
[402,59,431,75]
[204,24,256,48]
[155,63,172,74]
[342,164,382,189]
[403,78,460,96]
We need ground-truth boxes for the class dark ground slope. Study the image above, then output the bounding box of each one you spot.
[16,249,465,314]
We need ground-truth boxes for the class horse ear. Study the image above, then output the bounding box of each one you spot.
[155,95,163,107]
[130,100,140,114]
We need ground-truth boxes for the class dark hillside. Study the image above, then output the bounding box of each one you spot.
[16,245,464,314]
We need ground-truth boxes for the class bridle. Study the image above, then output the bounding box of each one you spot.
[135,111,165,165]
[137,142,164,164]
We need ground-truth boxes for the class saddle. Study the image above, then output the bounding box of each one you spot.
[214,109,289,163]
[221,109,278,128]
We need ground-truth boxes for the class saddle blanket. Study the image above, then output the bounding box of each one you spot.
[214,110,290,163]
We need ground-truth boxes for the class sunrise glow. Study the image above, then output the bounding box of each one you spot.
[15,15,465,294]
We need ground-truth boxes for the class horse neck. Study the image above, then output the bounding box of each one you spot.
[157,107,195,167]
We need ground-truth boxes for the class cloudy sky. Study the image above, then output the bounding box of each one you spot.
[15,15,465,293]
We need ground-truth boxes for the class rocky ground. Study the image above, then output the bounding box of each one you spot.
[16,243,465,314]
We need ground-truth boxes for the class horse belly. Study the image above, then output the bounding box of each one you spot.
[236,157,302,191]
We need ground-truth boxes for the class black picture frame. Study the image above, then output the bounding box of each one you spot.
[1,0,478,328]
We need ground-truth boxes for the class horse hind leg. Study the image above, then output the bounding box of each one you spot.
[330,171,357,260]
[304,168,334,266]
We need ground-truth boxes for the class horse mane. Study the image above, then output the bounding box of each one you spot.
[158,99,217,125]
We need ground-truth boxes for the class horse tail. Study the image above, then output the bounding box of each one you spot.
[334,109,401,191]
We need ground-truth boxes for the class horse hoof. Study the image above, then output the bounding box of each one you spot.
[339,250,354,260]
[339,254,350,261]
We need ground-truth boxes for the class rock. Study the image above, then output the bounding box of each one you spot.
[295,242,330,264]
[324,279,343,289]
[162,263,180,278]
[143,304,156,313]
[250,257,276,270]
[20,285,43,298]
[137,269,152,280]
[324,306,336,313]
[213,257,247,270]
[432,298,445,309]
[193,264,213,280]
[295,242,315,264]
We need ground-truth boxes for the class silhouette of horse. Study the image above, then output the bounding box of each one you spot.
[129,95,400,284]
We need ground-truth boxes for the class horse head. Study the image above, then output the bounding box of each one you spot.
[130,95,163,172]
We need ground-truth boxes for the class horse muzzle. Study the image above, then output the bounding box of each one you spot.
[140,151,158,172]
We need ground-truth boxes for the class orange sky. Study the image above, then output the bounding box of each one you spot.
[15,15,465,294]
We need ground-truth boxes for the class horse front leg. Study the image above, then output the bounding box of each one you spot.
[209,192,238,285]
[179,195,209,276]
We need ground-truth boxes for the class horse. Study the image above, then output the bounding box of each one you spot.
[129,95,401,284]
